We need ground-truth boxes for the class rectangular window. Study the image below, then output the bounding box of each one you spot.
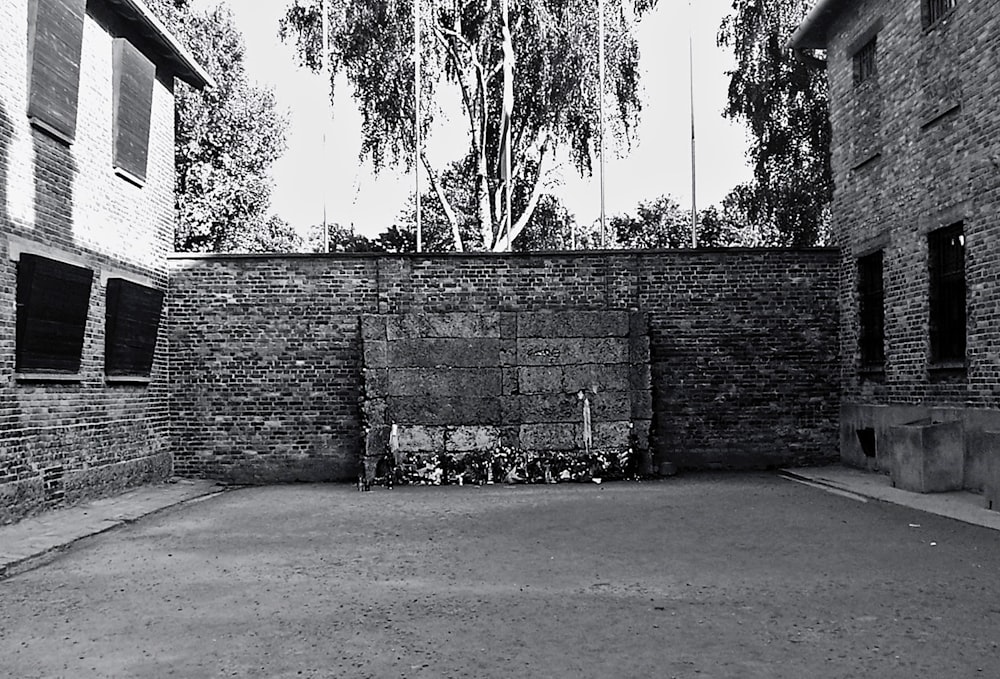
[858,251,885,368]
[928,223,965,364]
[26,0,87,142]
[112,39,156,183]
[924,0,957,28]
[16,254,93,374]
[105,278,164,378]
[854,36,878,85]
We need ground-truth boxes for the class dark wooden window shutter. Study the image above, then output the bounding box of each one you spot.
[16,254,93,373]
[112,38,156,182]
[27,0,87,142]
[105,279,164,377]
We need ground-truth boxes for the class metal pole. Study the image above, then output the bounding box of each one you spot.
[688,0,698,249]
[321,0,330,253]
[598,0,606,248]
[414,0,422,252]
[504,0,511,252]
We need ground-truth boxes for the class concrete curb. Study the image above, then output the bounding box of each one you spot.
[0,480,227,580]
[780,466,1000,532]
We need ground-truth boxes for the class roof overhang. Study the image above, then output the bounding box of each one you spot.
[788,0,853,50]
[102,0,215,89]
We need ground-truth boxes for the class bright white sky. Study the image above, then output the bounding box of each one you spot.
[194,0,753,239]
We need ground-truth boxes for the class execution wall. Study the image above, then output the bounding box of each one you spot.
[167,250,840,483]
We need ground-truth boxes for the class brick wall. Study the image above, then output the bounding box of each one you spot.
[0,1,177,523]
[823,0,1000,487]
[167,250,840,483]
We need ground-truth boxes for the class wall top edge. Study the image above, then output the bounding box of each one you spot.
[167,247,841,263]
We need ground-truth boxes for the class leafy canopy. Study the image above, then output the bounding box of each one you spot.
[281,0,657,251]
[718,0,832,246]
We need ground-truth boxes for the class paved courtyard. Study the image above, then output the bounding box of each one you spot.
[1,474,998,678]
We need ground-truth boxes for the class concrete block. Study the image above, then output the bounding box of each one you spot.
[629,335,651,365]
[362,369,389,398]
[396,425,445,453]
[387,396,501,425]
[629,363,652,391]
[386,338,501,368]
[499,339,518,366]
[385,368,502,397]
[359,314,387,341]
[632,419,651,450]
[982,431,1000,511]
[445,426,499,452]
[888,419,964,493]
[592,421,632,448]
[499,425,521,449]
[362,340,387,368]
[628,310,649,337]
[365,426,391,458]
[630,390,653,420]
[517,310,628,338]
[520,423,578,451]
[501,367,519,395]
[517,338,628,366]
[386,312,500,339]
[503,393,630,424]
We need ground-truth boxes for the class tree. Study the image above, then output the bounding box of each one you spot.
[307,222,383,253]
[718,0,832,246]
[145,1,290,252]
[236,216,304,253]
[609,195,738,249]
[281,0,658,252]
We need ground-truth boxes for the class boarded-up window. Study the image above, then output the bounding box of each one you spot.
[27,0,87,142]
[112,39,156,182]
[16,254,93,373]
[105,279,164,377]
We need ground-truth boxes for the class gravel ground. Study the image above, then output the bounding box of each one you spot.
[1,473,999,678]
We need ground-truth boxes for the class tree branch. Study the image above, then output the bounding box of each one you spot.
[421,151,464,252]
[493,138,551,251]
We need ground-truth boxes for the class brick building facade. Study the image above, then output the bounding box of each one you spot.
[791,0,1000,490]
[0,0,210,523]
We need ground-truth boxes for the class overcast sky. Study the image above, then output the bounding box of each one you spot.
[194,0,753,239]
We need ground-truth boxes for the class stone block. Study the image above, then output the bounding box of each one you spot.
[629,363,652,391]
[630,390,653,420]
[888,419,964,493]
[362,340,387,368]
[562,364,630,393]
[520,423,578,451]
[517,338,628,366]
[385,368,502,397]
[362,369,389,398]
[517,310,628,338]
[629,336,651,365]
[365,426,391,458]
[632,419,651,450]
[592,421,632,448]
[501,367,519,395]
[499,425,521,449]
[445,426,500,452]
[503,393,630,424]
[387,396,501,425]
[500,312,518,339]
[628,310,649,337]
[397,425,445,453]
[386,312,500,339]
[518,366,562,394]
[386,338,501,368]
[362,398,387,426]
[499,339,518,366]
[359,314,387,341]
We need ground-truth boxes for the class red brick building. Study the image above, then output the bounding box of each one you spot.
[791,0,1000,491]
[0,0,210,522]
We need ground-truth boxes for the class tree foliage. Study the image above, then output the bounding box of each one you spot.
[281,0,657,251]
[610,195,739,249]
[718,0,832,246]
[145,0,289,252]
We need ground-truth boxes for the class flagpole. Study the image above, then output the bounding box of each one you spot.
[688,0,698,249]
[500,0,513,252]
[414,0,423,252]
[598,0,606,248]
[321,0,330,254]
[504,0,511,252]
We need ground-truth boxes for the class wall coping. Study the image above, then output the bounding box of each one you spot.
[168,247,841,263]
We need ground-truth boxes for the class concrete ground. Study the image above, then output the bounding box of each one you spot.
[2,474,999,678]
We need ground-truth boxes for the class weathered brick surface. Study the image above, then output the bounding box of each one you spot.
[0,1,179,523]
[169,250,839,481]
[821,1,1000,488]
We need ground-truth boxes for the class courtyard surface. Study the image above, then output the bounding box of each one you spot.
[1,474,998,678]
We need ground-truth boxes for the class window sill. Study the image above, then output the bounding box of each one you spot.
[113,165,146,188]
[28,116,74,146]
[928,360,966,374]
[15,372,82,383]
[851,150,882,172]
[105,375,152,385]
[921,103,961,130]
[859,364,885,378]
